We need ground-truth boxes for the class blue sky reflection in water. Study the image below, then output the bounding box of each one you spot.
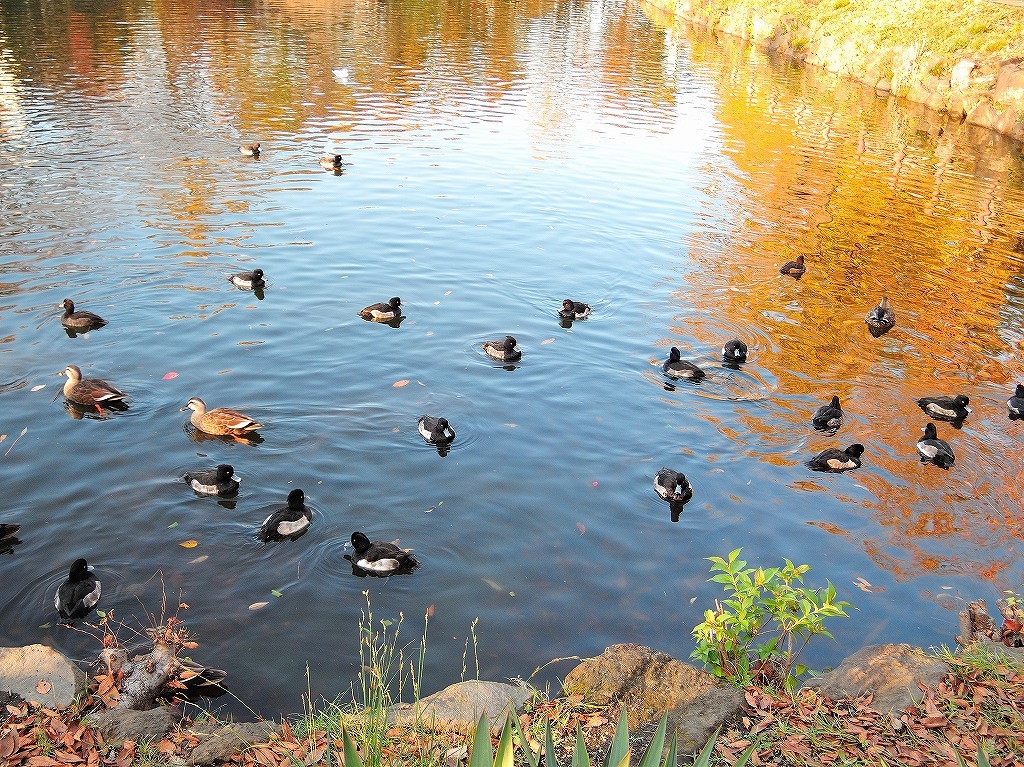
[0,0,1023,716]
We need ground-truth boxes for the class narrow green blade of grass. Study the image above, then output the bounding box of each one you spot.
[494,714,515,767]
[469,713,494,767]
[636,714,667,767]
[509,711,539,767]
[571,724,592,767]
[602,709,630,767]
[342,724,363,767]
[735,742,755,767]
[692,727,720,767]
[978,742,991,767]
[661,734,677,767]
[544,717,557,767]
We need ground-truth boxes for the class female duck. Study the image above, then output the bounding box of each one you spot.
[722,339,748,363]
[319,154,344,171]
[349,531,419,574]
[662,347,705,381]
[654,468,693,504]
[239,142,261,157]
[180,397,263,437]
[228,268,265,289]
[258,489,312,541]
[483,335,521,361]
[812,395,843,431]
[0,523,20,540]
[807,444,864,472]
[559,299,591,320]
[60,299,107,330]
[916,423,955,469]
[1008,384,1024,419]
[55,558,101,620]
[916,394,970,423]
[184,464,240,496]
[779,255,806,278]
[418,415,456,445]
[359,296,402,321]
[61,365,127,408]
[865,297,896,334]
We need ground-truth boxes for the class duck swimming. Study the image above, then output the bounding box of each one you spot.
[184,464,240,496]
[239,142,261,157]
[348,531,419,574]
[865,297,896,335]
[1008,384,1024,420]
[654,468,693,503]
[722,339,748,363]
[559,299,591,320]
[60,365,127,408]
[228,268,265,289]
[359,296,402,322]
[0,523,20,540]
[812,395,843,431]
[807,444,864,472]
[418,415,456,445]
[483,335,521,361]
[916,422,955,469]
[662,347,705,381]
[181,397,263,437]
[779,255,806,278]
[55,558,101,620]
[60,299,107,331]
[319,154,344,171]
[258,489,312,541]
[916,394,970,423]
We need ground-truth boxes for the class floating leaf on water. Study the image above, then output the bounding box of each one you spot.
[179,540,199,548]
[577,522,586,535]
[392,426,400,432]
[238,340,264,345]
[271,589,283,597]
[0,435,6,443]
[689,596,697,604]
[425,508,433,513]
[504,423,518,428]
[592,481,599,486]
[167,522,178,528]
[482,578,503,592]
[162,372,179,380]
[437,500,443,506]
[541,338,555,344]
[434,301,441,305]
[444,290,452,296]
[30,384,46,392]
[249,601,269,611]
[509,591,515,597]
[39,622,50,629]
[392,379,410,387]
[179,602,190,609]
[425,331,434,336]
[216,369,231,375]
[189,555,208,564]
[417,380,425,386]
[427,604,435,617]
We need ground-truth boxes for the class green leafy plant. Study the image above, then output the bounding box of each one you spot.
[690,548,852,690]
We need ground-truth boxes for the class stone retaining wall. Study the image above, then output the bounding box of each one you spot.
[645,0,1024,142]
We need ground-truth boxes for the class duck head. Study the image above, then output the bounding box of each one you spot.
[952,395,970,409]
[180,397,207,413]
[62,365,83,382]
[62,299,75,313]
[846,444,865,458]
[351,531,371,555]
[68,558,93,581]
[286,489,305,510]
[922,422,938,440]
[251,268,264,280]
[216,464,235,482]
[667,347,681,363]
[504,335,517,350]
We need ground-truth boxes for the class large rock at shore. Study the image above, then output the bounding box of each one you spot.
[0,644,88,709]
[802,643,947,713]
[88,707,179,742]
[388,680,532,733]
[561,643,742,747]
[187,720,282,766]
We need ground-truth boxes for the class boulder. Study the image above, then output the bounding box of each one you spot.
[951,60,976,90]
[88,707,178,742]
[187,720,282,766]
[388,680,532,734]
[666,684,746,754]
[802,643,947,712]
[0,644,88,709]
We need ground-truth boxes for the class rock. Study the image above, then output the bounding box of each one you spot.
[802,643,948,713]
[187,720,282,766]
[0,644,88,709]
[951,60,976,90]
[967,101,1000,130]
[665,684,745,754]
[561,644,719,730]
[88,707,178,742]
[388,680,532,734]
[994,63,1024,107]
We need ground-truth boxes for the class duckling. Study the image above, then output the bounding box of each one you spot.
[239,142,261,157]
[1008,384,1024,420]
[228,268,265,289]
[258,489,312,541]
[60,365,127,408]
[779,255,806,278]
[559,299,591,320]
[812,395,843,431]
[180,397,263,437]
[722,339,748,363]
[359,296,402,321]
[319,154,344,171]
[654,468,693,504]
[183,464,240,496]
[807,443,864,472]
[662,347,705,380]
[60,299,107,330]
[916,394,970,423]
[483,335,521,361]
[0,523,20,540]
[349,531,419,574]
[418,415,456,445]
[865,297,896,334]
[55,558,101,620]
[917,422,955,469]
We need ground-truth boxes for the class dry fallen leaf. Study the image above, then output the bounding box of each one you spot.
[392,379,409,387]
[179,540,199,548]
[249,601,269,611]
[30,384,46,392]
[162,372,179,380]
[577,522,586,535]
[541,338,555,344]
[189,555,208,564]
[36,679,52,695]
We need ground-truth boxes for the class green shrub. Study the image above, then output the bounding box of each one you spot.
[690,548,852,690]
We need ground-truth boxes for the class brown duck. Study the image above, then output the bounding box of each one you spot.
[181,396,263,436]
[60,299,107,330]
[60,365,127,408]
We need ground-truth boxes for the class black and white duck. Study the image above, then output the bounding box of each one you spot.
[228,268,265,289]
[722,339,748,363]
[418,415,456,445]
[359,296,402,321]
[60,299,107,331]
[662,347,705,381]
[812,396,843,431]
[916,423,955,469]
[55,558,101,621]
[183,464,240,496]
[348,531,419,574]
[1008,384,1024,420]
[483,335,521,361]
[916,394,970,423]
[258,489,312,542]
[654,467,693,503]
[559,299,591,320]
[807,444,864,472]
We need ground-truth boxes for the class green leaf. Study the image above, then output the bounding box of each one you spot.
[342,724,362,767]
[468,713,493,767]
[271,589,283,597]
[735,742,756,766]
[692,727,720,767]
[637,714,667,767]
[493,714,514,767]
[571,725,591,767]
[662,733,677,767]
[544,716,557,767]
[167,522,178,528]
[509,711,539,767]
[602,709,630,767]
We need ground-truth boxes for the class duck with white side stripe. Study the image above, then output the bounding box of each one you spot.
[55,558,101,621]
[258,489,312,542]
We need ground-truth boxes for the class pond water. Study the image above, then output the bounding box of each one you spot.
[2,0,1024,716]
